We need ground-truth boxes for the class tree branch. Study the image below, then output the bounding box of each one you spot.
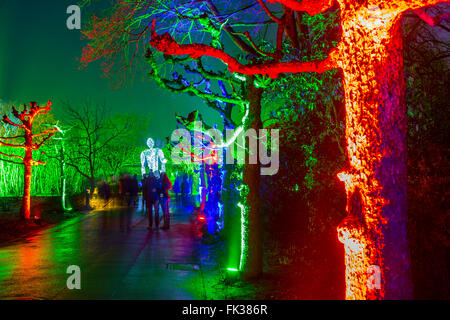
[205,0,260,56]
[64,153,90,179]
[414,8,450,26]
[0,140,26,148]
[0,157,24,165]
[0,135,24,140]
[150,22,340,78]
[33,133,55,150]
[257,0,282,23]
[32,127,58,139]
[147,50,247,104]
[2,115,24,129]
[0,151,24,162]
[267,0,334,16]
[231,30,281,59]
[397,0,450,12]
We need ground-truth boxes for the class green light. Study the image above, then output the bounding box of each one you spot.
[216,103,249,149]
[238,202,246,271]
[227,268,239,272]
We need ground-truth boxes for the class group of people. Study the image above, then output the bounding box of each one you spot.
[118,174,140,207]
[142,171,172,230]
[96,169,174,231]
[97,174,139,208]
[172,173,193,207]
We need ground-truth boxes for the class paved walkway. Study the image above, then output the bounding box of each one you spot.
[0,201,209,300]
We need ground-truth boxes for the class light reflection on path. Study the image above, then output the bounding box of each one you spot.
[0,203,207,300]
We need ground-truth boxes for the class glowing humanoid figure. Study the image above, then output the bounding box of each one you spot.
[141,138,167,176]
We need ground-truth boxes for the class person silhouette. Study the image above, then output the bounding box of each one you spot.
[145,171,162,230]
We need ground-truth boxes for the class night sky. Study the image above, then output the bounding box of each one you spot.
[0,0,221,141]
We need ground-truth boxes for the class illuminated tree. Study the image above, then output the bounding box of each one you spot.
[149,0,449,299]
[0,101,57,220]
[174,110,225,232]
[61,101,133,195]
[80,0,338,279]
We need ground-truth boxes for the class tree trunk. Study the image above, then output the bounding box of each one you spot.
[200,163,206,213]
[22,149,32,220]
[60,149,66,209]
[337,17,412,299]
[241,80,263,279]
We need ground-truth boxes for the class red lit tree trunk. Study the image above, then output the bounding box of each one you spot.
[336,16,411,300]
[22,148,33,220]
[144,0,447,298]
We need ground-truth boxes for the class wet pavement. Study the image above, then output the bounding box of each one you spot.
[0,200,209,300]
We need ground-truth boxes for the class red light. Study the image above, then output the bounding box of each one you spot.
[198,215,206,222]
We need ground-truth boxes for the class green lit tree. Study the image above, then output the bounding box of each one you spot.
[61,101,133,197]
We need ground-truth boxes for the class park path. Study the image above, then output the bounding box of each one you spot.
[0,200,210,300]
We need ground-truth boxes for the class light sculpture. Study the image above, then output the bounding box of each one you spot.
[140,137,167,176]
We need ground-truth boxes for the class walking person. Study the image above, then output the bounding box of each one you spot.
[129,174,139,207]
[142,174,148,211]
[145,171,162,230]
[173,173,181,207]
[160,172,173,230]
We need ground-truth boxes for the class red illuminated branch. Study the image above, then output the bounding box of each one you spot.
[0,151,24,162]
[180,145,218,164]
[32,127,59,139]
[414,8,450,26]
[0,135,24,140]
[150,21,340,78]
[2,115,24,128]
[1,100,56,154]
[0,140,26,149]
[267,0,334,16]
[257,0,282,23]
[396,0,450,11]
[31,159,46,166]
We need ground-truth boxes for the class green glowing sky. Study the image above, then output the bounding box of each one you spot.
[0,0,221,141]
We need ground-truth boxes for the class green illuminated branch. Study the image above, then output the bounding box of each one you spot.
[147,50,247,106]
[205,0,260,55]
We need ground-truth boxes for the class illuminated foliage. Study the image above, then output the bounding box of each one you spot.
[60,101,137,193]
